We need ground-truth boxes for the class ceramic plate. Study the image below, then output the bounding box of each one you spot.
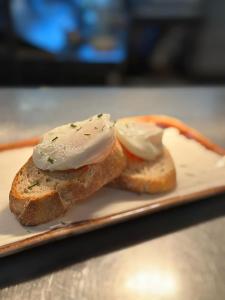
[0,117,225,257]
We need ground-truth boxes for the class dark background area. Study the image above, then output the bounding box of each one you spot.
[1,0,225,86]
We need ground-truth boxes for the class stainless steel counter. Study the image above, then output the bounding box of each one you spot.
[1,87,225,300]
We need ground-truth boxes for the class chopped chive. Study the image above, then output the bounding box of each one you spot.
[28,181,39,190]
[97,113,103,118]
[76,127,82,131]
[89,118,92,122]
[109,121,116,129]
[60,221,68,225]
[84,133,91,136]
[52,136,58,142]
[48,157,54,164]
[70,123,77,128]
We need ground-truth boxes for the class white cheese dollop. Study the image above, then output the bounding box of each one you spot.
[115,120,163,160]
[33,114,115,171]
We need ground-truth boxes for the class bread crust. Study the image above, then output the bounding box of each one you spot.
[10,141,126,225]
[111,147,176,193]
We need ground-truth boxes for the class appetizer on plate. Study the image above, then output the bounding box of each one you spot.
[9,114,176,225]
[9,114,126,225]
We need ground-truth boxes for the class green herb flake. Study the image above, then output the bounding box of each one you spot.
[97,113,103,118]
[60,221,67,225]
[76,127,82,132]
[52,136,58,142]
[109,122,115,129]
[84,133,91,136]
[70,123,77,128]
[89,118,92,122]
[48,157,54,164]
[28,181,39,190]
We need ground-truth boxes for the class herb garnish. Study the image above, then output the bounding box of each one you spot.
[76,127,82,131]
[28,181,39,190]
[97,113,103,118]
[52,136,58,142]
[60,221,68,225]
[48,157,54,164]
[70,123,77,128]
[84,133,91,136]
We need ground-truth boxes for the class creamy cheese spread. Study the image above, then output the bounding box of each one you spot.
[115,120,163,160]
[33,114,115,171]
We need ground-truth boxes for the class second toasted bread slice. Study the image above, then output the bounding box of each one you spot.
[111,115,177,194]
[111,146,176,193]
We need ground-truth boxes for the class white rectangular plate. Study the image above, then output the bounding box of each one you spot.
[0,127,225,257]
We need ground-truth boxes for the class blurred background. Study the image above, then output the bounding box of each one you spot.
[0,0,225,86]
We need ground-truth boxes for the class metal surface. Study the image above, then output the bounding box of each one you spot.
[1,87,225,299]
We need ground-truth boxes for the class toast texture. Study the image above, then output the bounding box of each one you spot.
[10,141,126,225]
[111,146,176,193]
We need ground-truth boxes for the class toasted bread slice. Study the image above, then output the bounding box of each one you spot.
[111,146,176,194]
[10,142,126,225]
[111,115,177,194]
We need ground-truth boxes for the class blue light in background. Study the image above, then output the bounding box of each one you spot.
[95,0,110,7]
[83,10,97,25]
[11,0,78,53]
[10,0,127,63]
[78,43,125,63]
